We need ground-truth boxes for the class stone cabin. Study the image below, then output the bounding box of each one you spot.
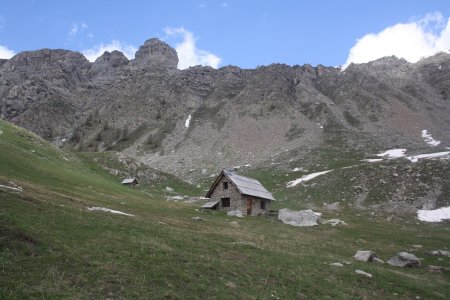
[203,170,275,216]
[121,178,139,187]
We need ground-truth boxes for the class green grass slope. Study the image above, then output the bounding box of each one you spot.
[1,119,449,299]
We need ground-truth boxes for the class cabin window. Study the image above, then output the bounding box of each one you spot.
[223,182,228,190]
[221,197,230,208]
[260,200,266,210]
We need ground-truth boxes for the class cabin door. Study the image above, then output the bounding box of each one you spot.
[246,198,253,215]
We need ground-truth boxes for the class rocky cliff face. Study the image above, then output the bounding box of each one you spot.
[132,38,179,70]
[0,38,449,181]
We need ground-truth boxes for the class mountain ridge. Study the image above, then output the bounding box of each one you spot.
[1,38,449,180]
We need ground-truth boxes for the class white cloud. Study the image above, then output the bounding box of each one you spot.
[68,21,92,40]
[0,45,15,59]
[82,40,137,62]
[163,27,221,69]
[344,12,450,68]
[69,23,79,37]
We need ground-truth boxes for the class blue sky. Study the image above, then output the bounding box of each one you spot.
[1,0,450,69]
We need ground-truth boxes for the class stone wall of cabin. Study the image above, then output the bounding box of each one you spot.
[209,174,271,215]
[209,174,243,212]
[241,195,271,216]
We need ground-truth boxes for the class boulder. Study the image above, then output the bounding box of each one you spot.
[227,210,244,218]
[354,250,377,262]
[278,209,321,227]
[387,252,421,268]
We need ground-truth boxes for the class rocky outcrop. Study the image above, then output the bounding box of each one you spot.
[132,38,178,70]
[88,50,129,82]
[0,49,91,139]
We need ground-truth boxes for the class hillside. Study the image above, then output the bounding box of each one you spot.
[1,38,450,298]
[1,117,450,299]
[1,39,450,182]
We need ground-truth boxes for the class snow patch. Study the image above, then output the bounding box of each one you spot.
[376,149,407,159]
[291,167,303,172]
[362,158,383,163]
[421,130,441,146]
[439,65,442,70]
[417,206,450,222]
[406,151,450,163]
[316,123,323,129]
[87,207,134,216]
[286,170,333,188]
[184,114,192,128]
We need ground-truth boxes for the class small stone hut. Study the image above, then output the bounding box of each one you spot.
[121,178,139,187]
[203,170,275,216]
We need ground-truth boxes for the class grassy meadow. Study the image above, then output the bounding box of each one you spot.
[1,119,449,299]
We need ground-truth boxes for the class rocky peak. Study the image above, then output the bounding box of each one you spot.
[88,50,129,80]
[6,49,90,70]
[0,49,91,90]
[133,38,178,70]
[94,50,129,68]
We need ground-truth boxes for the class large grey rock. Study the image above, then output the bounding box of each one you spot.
[278,209,321,227]
[387,252,421,268]
[354,250,377,262]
